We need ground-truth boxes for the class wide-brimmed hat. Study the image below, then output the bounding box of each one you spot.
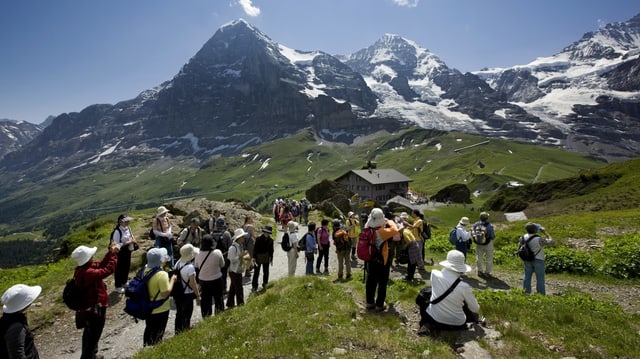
[459,217,470,226]
[179,244,199,263]
[287,221,298,232]
[232,228,247,241]
[347,211,354,218]
[262,225,273,234]
[2,284,42,314]
[157,206,170,216]
[480,212,490,221]
[147,247,169,267]
[118,214,133,223]
[439,250,472,273]
[400,212,409,219]
[365,208,385,228]
[71,246,97,266]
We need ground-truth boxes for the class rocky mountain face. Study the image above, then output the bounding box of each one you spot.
[0,119,42,159]
[2,15,640,175]
[476,13,640,161]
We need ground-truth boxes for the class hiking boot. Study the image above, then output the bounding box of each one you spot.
[375,304,387,312]
[323,269,329,275]
[366,303,375,310]
[346,274,352,280]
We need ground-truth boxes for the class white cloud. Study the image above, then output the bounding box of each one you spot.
[238,0,261,17]
[392,0,419,7]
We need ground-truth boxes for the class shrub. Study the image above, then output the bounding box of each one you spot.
[545,247,595,275]
[599,235,640,279]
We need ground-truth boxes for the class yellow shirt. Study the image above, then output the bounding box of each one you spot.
[146,268,171,314]
[411,218,424,241]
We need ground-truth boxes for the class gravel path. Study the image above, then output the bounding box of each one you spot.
[35,224,341,359]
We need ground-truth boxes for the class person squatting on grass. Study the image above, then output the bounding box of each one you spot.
[286,221,300,277]
[303,222,318,275]
[172,244,201,334]
[474,212,496,278]
[143,248,176,346]
[418,250,484,336]
[1,284,42,359]
[521,222,554,295]
[315,219,331,274]
[71,244,118,359]
[364,208,398,312]
[112,214,137,294]
[195,235,226,317]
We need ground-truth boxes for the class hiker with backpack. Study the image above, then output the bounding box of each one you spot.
[521,222,554,295]
[195,234,226,317]
[315,219,331,274]
[417,250,484,336]
[453,217,472,258]
[361,208,399,312]
[143,247,177,346]
[251,226,275,292]
[472,212,496,278]
[112,214,138,294]
[1,284,42,359]
[301,222,318,275]
[71,244,118,359]
[284,221,300,277]
[227,229,249,308]
[172,244,201,334]
[346,211,360,260]
[178,217,204,249]
[332,218,352,280]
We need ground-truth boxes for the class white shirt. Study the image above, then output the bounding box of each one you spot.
[194,249,225,281]
[228,242,244,273]
[426,268,480,326]
[455,224,471,242]
[174,261,196,295]
[112,225,133,248]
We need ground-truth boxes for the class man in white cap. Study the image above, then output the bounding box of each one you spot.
[71,243,118,359]
[418,250,483,336]
[1,284,42,358]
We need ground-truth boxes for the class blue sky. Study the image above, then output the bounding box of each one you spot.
[1,0,638,124]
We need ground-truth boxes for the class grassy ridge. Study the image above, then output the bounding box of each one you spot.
[0,127,606,236]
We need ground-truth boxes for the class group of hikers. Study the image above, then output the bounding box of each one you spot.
[0,200,555,358]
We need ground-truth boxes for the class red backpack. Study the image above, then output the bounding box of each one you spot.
[356,227,377,262]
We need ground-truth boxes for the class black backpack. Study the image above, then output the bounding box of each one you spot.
[170,264,189,298]
[518,235,539,261]
[281,232,292,252]
[62,276,88,311]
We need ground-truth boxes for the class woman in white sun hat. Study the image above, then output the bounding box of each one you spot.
[418,250,484,336]
[1,283,42,358]
[71,243,118,359]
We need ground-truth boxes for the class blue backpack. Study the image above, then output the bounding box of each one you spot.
[448,228,458,246]
[124,267,167,321]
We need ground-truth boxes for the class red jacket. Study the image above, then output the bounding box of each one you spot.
[74,251,117,308]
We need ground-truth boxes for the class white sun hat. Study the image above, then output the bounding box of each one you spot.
[439,250,472,273]
[2,284,42,313]
[71,246,97,266]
